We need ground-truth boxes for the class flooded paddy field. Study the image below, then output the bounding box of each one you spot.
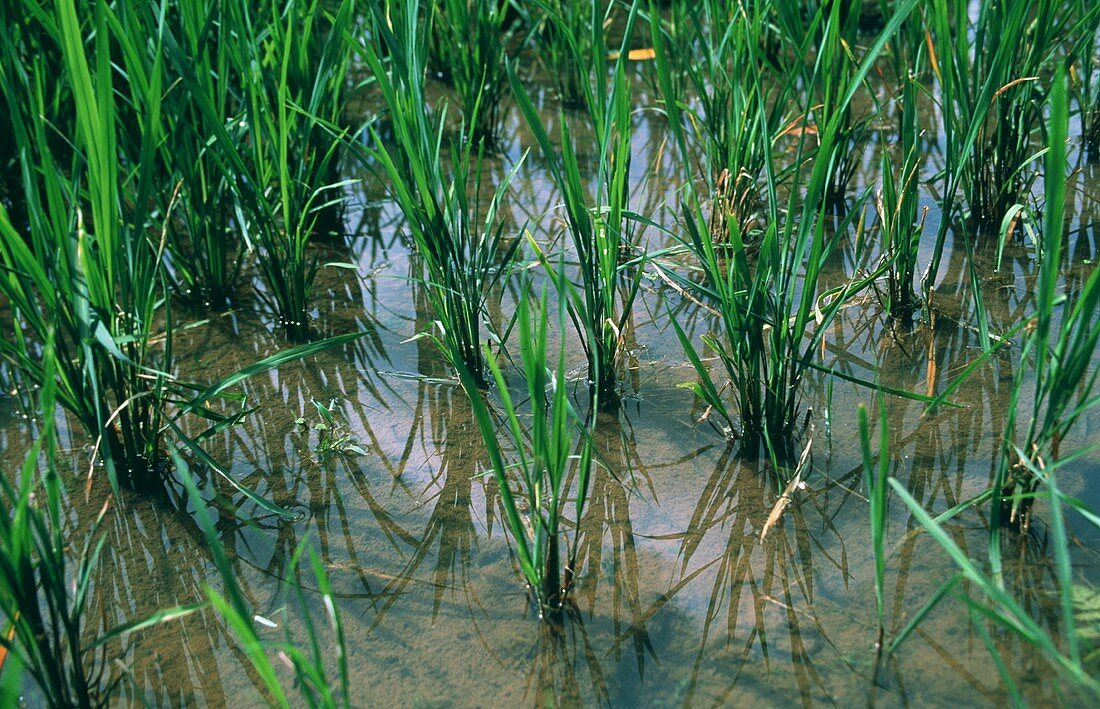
[1,1,1099,706]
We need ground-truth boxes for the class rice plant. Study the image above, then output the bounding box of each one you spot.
[859,391,1100,701]
[922,0,1066,243]
[891,478,1100,702]
[812,0,877,205]
[179,463,351,707]
[516,0,607,108]
[648,0,784,239]
[429,0,514,145]
[0,0,176,487]
[1069,1,1100,160]
[858,400,889,655]
[0,339,201,707]
[185,0,355,340]
[510,2,645,408]
[455,283,596,614]
[351,0,523,386]
[874,77,925,320]
[157,0,247,310]
[995,67,1100,531]
[0,0,365,499]
[870,2,926,320]
[660,0,918,457]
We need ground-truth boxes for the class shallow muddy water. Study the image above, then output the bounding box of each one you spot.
[4,28,1100,709]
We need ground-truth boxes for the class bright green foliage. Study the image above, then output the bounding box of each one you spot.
[0,0,174,487]
[158,0,247,309]
[517,0,608,108]
[430,0,514,145]
[922,0,1067,242]
[996,68,1100,529]
[353,0,522,386]
[455,284,596,614]
[650,0,784,237]
[230,0,356,340]
[657,0,918,457]
[0,339,201,707]
[511,2,645,409]
[180,464,351,707]
[875,72,925,320]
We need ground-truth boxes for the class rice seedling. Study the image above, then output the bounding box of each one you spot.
[889,477,1100,702]
[244,0,356,339]
[178,463,351,707]
[858,385,1100,700]
[510,2,646,408]
[858,400,889,655]
[181,0,355,340]
[813,0,877,205]
[648,0,784,239]
[455,282,596,615]
[0,0,367,501]
[157,0,247,310]
[429,0,514,145]
[351,0,523,386]
[1069,1,1100,160]
[514,0,607,108]
[874,76,925,320]
[869,3,927,320]
[0,0,176,487]
[994,67,1100,531]
[658,0,919,457]
[0,338,201,707]
[921,0,1067,249]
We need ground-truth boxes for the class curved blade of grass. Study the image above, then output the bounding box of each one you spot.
[186,331,370,406]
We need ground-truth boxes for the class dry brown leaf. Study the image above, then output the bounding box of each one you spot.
[759,438,812,543]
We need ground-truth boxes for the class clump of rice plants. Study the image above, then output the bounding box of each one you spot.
[1069,0,1100,160]
[924,0,1067,235]
[242,0,355,339]
[874,80,925,320]
[995,68,1100,531]
[858,394,1100,702]
[455,283,596,615]
[158,0,246,310]
[352,0,522,386]
[192,0,355,340]
[0,0,176,487]
[662,0,917,457]
[871,2,926,320]
[180,467,351,707]
[768,0,878,205]
[429,0,515,145]
[648,0,783,240]
[0,341,201,706]
[516,0,607,108]
[0,0,367,500]
[511,2,645,409]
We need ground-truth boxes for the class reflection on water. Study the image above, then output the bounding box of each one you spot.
[3,32,1099,709]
